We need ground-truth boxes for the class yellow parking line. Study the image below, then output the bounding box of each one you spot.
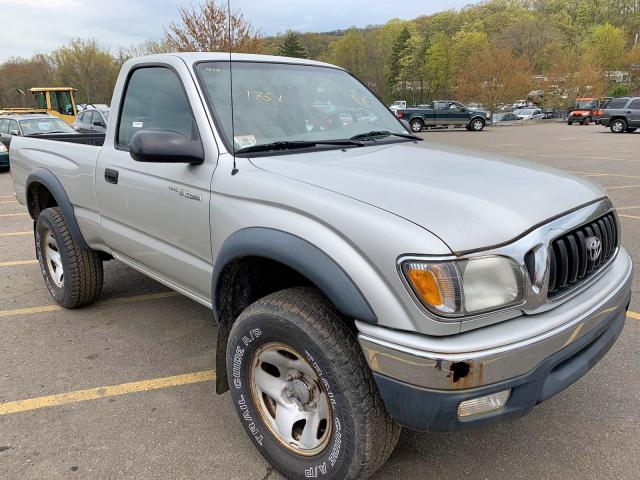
[0,291,180,318]
[0,370,216,416]
[0,200,17,204]
[0,259,38,267]
[619,214,640,220]
[575,172,640,179]
[607,184,640,190]
[628,311,640,321]
[617,206,640,210]
[0,231,32,237]
[0,195,14,199]
[0,213,28,218]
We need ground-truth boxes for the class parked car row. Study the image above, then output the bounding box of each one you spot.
[0,106,110,172]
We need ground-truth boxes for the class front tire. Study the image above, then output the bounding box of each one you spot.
[226,288,400,480]
[610,118,627,133]
[469,118,485,131]
[35,207,103,308]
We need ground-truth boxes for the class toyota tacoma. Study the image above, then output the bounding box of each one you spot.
[9,53,633,479]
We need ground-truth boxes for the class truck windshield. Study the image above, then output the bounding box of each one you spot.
[19,118,75,135]
[195,61,408,153]
[576,101,596,110]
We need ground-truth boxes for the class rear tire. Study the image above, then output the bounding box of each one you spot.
[409,118,424,133]
[226,287,400,480]
[610,118,627,133]
[35,207,103,308]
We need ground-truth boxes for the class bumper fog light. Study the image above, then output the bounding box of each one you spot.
[457,389,510,418]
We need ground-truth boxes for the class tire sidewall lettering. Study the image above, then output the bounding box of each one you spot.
[227,316,348,479]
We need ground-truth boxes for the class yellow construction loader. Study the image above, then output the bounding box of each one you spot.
[1,87,77,124]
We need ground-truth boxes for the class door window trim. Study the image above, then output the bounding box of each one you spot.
[114,63,201,152]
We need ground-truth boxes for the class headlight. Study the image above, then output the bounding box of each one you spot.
[402,256,525,318]
[0,144,7,153]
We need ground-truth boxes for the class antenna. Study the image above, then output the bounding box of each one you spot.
[228,0,239,175]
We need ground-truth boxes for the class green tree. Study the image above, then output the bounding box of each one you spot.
[50,39,119,103]
[611,84,630,97]
[589,23,627,72]
[277,31,308,58]
[386,26,412,97]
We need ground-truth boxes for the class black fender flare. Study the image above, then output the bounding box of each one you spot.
[211,227,376,323]
[211,228,377,393]
[468,115,486,124]
[26,168,89,250]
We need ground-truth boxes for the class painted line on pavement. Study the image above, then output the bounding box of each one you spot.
[0,195,15,199]
[617,206,640,210]
[0,259,38,267]
[0,291,180,318]
[619,214,640,220]
[0,370,216,416]
[628,311,640,321]
[0,231,32,237]
[606,184,640,190]
[0,213,28,218]
[0,200,17,204]
[575,172,640,179]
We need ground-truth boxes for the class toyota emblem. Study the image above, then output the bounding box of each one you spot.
[587,236,602,262]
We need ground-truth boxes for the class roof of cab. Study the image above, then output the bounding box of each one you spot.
[125,52,342,70]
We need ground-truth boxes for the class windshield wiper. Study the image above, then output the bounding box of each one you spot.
[350,130,422,141]
[235,139,364,154]
[28,131,69,136]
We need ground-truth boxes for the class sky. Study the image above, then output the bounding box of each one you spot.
[0,0,479,62]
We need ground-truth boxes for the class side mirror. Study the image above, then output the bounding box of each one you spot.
[130,130,204,164]
[9,129,20,136]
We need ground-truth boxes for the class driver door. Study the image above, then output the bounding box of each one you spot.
[96,63,219,304]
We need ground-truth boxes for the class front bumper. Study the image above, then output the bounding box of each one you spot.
[359,249,632,431]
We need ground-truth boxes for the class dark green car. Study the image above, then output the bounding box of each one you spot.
[395,100,488,132]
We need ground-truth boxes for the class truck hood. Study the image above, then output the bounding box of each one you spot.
[249,142,605,253]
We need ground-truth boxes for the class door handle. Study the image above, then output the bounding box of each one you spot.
[626,111,632,114]
[104,169,119,184]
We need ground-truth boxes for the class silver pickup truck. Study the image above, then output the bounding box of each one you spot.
[10,53,633,480]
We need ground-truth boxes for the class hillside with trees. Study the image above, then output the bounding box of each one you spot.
[1,0,639,110]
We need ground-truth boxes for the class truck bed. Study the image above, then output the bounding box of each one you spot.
[28,133,105,147]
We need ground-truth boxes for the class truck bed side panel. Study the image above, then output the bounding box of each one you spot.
[10,136,102,245]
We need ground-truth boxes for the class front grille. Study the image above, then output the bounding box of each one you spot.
[548,212,618,297]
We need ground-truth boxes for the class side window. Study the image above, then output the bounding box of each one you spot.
[34,92,47,109]
[436,102,448,110]
[8,120,19,134]
[50,92,60,113]
[117,67,197,148]
[77,112,86,122]
[607,98,628,109]
[629,99,640,110]
[87,111,97,125]
[0,120,8,134]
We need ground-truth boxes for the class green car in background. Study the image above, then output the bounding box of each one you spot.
[0,142,8,171]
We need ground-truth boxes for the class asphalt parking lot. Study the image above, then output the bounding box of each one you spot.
[1,122,639,479]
